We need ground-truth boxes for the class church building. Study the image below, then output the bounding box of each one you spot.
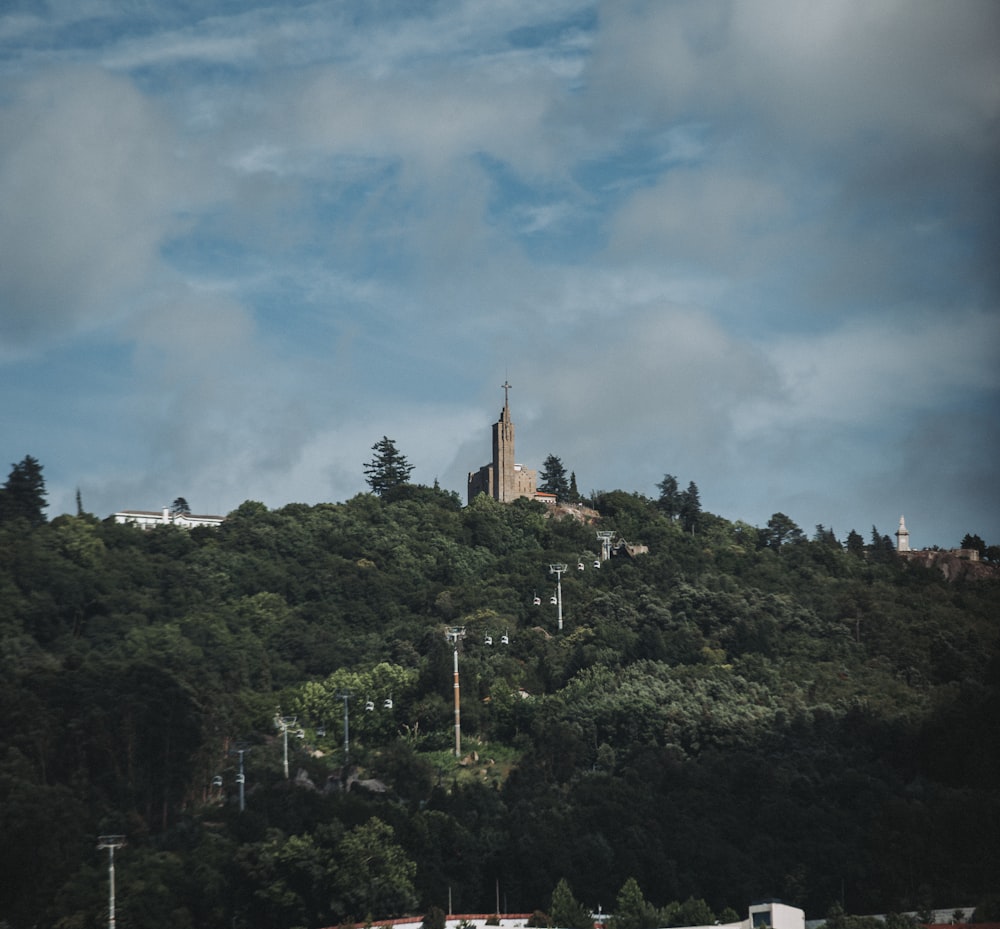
[467,381,540,504]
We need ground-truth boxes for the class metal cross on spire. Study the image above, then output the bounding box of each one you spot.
[501,379,512,407]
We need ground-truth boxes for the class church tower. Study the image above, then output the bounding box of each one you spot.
[493,381,516,501]
[468,381,538,504]
[895,515,911,552]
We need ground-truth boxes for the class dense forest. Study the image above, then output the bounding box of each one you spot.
[1,454,998,929]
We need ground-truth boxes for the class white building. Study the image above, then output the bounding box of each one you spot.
[637,901,804,929]
[332,900,805,929]
[895,515,911,552]
[747,902,806,929]
[113,507,225,530]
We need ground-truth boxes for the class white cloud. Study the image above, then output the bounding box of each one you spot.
[495,301,781,482]
[0,67,201,349]
[587,0,1000,150]
[0,13,46,41]
[608,162,794,273]
[293,66,562,179]
[739,309,1000,437]
[103,32,259,70]
[2,0,997,549]
[281,402,487,506]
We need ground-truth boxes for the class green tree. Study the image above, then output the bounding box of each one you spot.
[364,437,414,497]
[960,533,985,556]
[237,830,336,928]
[569,471,581,503]
[335,817,417,918]
[171,497,191,516]
[0,455,47,526]
[845,528,865,558]
[550,878,591,929]
[423,907,448,929]
[679,481,701,533]
[762,512,803,548]
[813,524,838,546]
[294,663,417,746]
[656,474,680,520]
[869,525,895,562]
[540,455,570,498]
[611,878,656,929]
[661,898,716,927]
[884,916,920,929]
[971,895,1000,922]
[821,904,883,929]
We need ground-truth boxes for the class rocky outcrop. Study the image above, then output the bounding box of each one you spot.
[900,550,999,581]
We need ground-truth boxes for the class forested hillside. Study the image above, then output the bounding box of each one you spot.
[1,465,998,929]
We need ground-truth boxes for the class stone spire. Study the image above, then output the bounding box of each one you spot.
[467,379,538,504]
[895,515,911,552]
[495,380,515,501]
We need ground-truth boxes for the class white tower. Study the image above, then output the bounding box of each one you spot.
[895,515,911,552]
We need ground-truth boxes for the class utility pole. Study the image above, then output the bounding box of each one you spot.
[549,563,567,631]
[275,714,297,779]
[337,692,352,765]
[230,744,248,812]
[97,835,125,929]
[446,627,466,757]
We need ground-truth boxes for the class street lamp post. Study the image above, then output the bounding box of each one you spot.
[97,835,125,929]
[549,563,568,631]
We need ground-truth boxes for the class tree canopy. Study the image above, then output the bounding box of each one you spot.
[364,436,415,497]
[539,454,570,499]
[0,459,997,928]
[656,474,680,519]
[0,455,47,526]
[679,480,701,533]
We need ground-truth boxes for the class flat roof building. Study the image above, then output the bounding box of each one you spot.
[113,507,224,530]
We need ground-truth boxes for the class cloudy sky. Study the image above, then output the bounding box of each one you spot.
[2,1,998,548]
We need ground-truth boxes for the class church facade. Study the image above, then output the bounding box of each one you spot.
[467,382,540,504]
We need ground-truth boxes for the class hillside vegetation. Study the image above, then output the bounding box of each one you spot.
[1,477,998,929]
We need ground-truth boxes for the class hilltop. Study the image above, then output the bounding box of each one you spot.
[0,476,998,929]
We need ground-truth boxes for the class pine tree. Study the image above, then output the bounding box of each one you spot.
[813,524,838,546]
[364,437,414,497]
[611,878,656,929]
[679,480,701,533]
[656,473,680,519]
[845,528,865,558]
[763,512,803,548]
[869,525,896,562]
[0,455,47,526]
[550,878,591,929]
[960,533,985,556]
[539,454,569,498]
